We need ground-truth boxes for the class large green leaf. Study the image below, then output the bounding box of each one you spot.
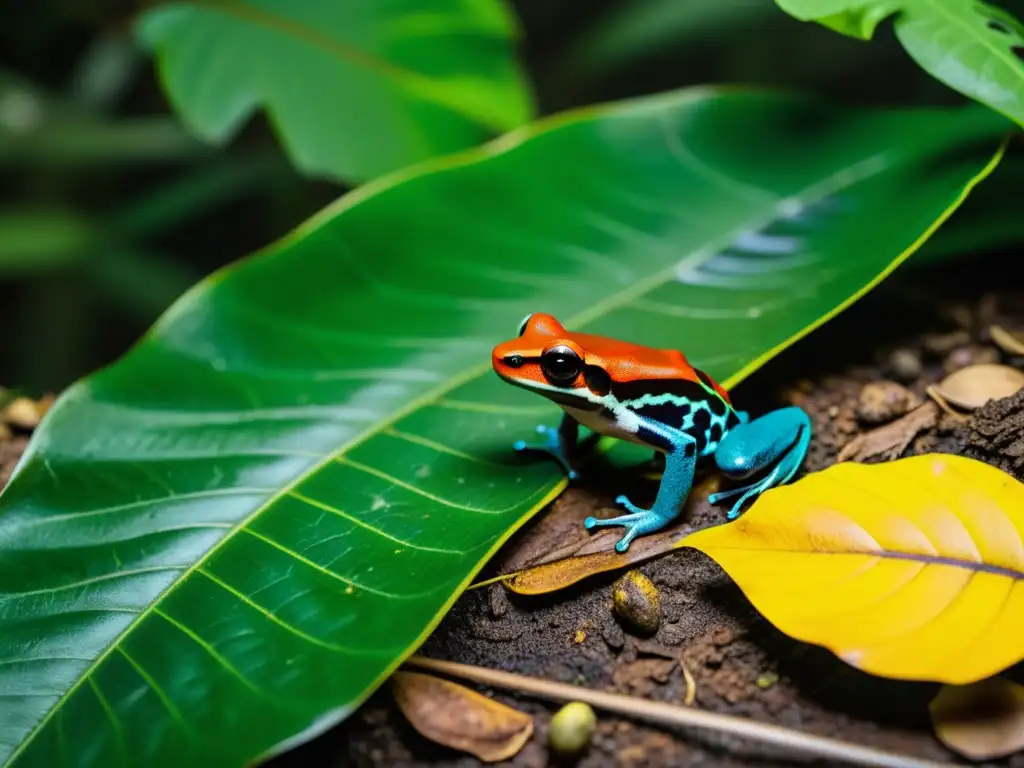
[0,90,1007,768]
[776,0,1024,127]
[136,0,532,184]
[916,141,1024,263]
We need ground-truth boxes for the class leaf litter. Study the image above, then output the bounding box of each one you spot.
[390,671,534,762]
[926,363,1024,412]
[929,677,1024,760]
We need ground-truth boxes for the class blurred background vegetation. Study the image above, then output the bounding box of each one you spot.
[2,0,1022,394]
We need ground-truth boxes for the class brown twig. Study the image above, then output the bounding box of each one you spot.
[404,656,955,768]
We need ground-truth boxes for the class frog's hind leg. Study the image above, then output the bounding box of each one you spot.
[584,421,696,553]
[514,411,580,479]
[709,406,811,519]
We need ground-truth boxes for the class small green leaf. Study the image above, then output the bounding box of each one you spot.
[136,0,533,184]
[776,0,1024,127]
[0,90,1007,768]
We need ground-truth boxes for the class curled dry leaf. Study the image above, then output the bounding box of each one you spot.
[990,325,1024,356]
[838,401,939,463]
[390,671,533,762]
[930,677,1024,760]
[505,528,685,595]
[681,454,1024,685]
[500,475,721,595]
[928,363,1024,411]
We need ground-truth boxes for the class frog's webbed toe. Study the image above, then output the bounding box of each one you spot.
[584,495,675,552]
[513,423,578,479]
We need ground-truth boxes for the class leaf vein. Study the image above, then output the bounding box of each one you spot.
[287,489,461,554]
[197,568,390,656]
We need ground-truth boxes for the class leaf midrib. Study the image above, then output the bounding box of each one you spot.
[697,545,1024,580]
[0,118,949,767]
[180,0,514,131]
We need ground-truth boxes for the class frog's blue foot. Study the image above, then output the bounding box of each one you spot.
[514,424,578,480]
[711,406,811,519]
[585,505,671,552]
[584,495,675,553]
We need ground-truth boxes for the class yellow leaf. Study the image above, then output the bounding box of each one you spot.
[930,677,1024,760]
[681,454,1024,685]
[390,671,534,762]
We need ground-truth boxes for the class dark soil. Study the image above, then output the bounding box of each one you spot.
[274,252,1024,768]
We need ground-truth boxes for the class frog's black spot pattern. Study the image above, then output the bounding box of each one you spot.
[690,407,712,452]
[709,423,724,445]
[683,443,696,458]
[707,395,727,417]
[630,401,689,430]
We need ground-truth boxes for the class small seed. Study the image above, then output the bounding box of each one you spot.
[549,702,596,756]
[612,570,661,636]
[887,348,922,382]
[856,381,917,424]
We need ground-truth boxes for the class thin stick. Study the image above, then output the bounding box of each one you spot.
[404,656,954,768]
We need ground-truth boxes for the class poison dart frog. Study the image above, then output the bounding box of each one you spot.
[492,313,812,553]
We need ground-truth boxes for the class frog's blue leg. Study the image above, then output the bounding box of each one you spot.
[709,406,811,519]
[514,411,580,480]
[584,419,696,553]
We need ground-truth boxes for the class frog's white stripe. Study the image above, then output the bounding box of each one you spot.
[618,392,693,409]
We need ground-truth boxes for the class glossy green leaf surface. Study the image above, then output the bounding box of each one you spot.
[0,90,1007,768]
[136,0,532,183]
[776,0,1024,127]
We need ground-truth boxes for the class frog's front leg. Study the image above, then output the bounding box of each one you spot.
[709,406,811,519]
[514,411,580,480]
[584,420,696,553]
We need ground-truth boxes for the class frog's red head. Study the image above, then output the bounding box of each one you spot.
[492,313,610,408]
[493,312,731,409]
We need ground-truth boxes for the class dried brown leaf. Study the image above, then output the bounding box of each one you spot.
[391,671,533,762]
[991,325,1024,356]
[930,363,1024,411]
[505,527,686,595]
[500,475,721,595]
[930,677,1024,760]
[837,401,939,463]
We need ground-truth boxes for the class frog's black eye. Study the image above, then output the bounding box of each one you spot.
[517,313,534,337]
[503,354,525,368]
[541,345,581,384]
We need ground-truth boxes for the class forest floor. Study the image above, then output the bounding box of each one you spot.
[6,255,1023,768]
[310,253,1024,768]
